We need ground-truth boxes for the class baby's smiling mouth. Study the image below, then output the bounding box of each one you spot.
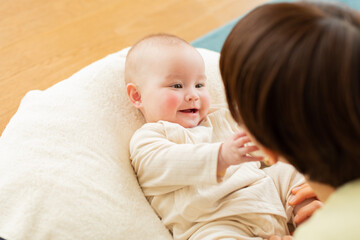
[179,108,198,113]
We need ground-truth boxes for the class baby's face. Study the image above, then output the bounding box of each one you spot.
[138,45,210,128]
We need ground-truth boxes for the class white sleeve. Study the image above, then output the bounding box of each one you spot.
[130,124,221,196]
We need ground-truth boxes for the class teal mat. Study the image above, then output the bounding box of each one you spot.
[192,0,360,52]
[191,17,242,53]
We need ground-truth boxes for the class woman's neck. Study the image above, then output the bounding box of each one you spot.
[277,156,336,202]
[307,180,335,202]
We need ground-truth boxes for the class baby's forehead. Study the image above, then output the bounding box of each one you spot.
[132,41,190,59]
[130,43,202,70]
[165,72,207,81]
[126,36,205,84]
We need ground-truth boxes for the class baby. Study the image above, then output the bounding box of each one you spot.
[126,34,319,240]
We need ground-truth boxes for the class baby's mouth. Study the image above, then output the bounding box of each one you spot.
[179,108,198,113]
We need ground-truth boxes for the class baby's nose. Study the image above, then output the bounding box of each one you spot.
[185,91,199,101]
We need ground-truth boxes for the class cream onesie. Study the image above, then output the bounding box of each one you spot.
[130,107,305,240]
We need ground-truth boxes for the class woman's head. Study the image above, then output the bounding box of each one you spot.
[220,2,360,187]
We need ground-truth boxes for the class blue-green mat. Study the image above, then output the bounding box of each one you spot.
[192,0,360,52]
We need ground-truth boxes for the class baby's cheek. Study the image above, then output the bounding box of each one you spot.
[201,93,211,109]
[164,94,181,109]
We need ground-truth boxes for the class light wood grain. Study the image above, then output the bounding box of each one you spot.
[0,0,267,134]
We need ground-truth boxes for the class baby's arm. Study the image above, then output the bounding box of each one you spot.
[264,164,321,239]
[130,123,222,195]
[262,163,306,222]
[267,183,322,240]
[283,177,322,228]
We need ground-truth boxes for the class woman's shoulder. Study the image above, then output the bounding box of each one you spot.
[294,179,360,240]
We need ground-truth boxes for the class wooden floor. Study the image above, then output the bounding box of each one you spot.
[0,0,267,134]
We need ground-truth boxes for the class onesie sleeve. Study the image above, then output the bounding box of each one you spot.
[130,123,221,196]
[263,162,306,224]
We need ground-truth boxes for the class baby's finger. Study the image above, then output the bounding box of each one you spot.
[234,136,251,147]
[239,145,259,155]
[232,131,247,140]
[238,155,264,163]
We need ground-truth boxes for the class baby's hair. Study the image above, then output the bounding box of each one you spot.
[125,33,191,84]
[220,2,360,187]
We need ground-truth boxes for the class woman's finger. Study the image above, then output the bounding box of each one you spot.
[291,184,307,194]
[294,200,323,224]
[289,185,317,205]
[268,236,281,240]
[268,236,293,240]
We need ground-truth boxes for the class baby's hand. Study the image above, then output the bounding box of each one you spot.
[217,131,263,176]
[289,183,323,225]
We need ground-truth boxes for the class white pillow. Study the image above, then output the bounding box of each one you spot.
[0,47,225,240]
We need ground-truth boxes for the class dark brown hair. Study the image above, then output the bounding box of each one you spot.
[220,1,360,187]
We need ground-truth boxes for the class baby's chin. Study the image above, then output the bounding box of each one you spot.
[181,123,199,128]
[176,119,203,128]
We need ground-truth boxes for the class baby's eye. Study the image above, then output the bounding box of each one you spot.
[195,83,204,88]
[172,84,182,89]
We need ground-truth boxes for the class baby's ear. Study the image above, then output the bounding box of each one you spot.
[126,83,142,108]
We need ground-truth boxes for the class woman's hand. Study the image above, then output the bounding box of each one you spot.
[289,183,323,225]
